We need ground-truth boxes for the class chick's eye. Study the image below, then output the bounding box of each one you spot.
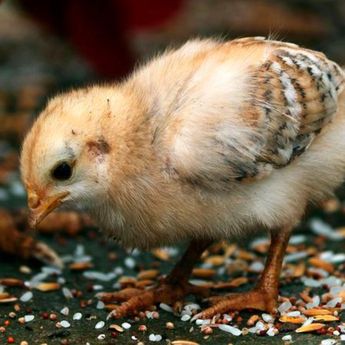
[52,162,72,181]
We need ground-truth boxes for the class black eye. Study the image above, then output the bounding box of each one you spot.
[52,162,72,181]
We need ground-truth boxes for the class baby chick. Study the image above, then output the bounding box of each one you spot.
[21,37,345,318]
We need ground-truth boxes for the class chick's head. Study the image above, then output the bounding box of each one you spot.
[20,90,112,228]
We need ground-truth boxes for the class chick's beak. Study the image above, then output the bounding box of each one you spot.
[27,189,70,228]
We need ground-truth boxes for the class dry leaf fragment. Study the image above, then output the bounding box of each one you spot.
[296,323,325,333]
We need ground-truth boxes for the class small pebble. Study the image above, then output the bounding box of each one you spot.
[97,334,106,340]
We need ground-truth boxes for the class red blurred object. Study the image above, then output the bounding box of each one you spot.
[19,0,184,79]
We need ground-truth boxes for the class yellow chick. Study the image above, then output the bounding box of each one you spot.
[21,37,345,318]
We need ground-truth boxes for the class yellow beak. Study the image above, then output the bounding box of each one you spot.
[28,190,70,228]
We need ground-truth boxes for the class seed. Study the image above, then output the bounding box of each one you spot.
[166,322,175,329]
[0,297,17,304]
[192,268,216,279]
[313,315,339,322]
[296,323,325,333]
[171,341,200,345]
[309,258,334,273]
[49,313,57,321]
[0,278,24,287]
[0,293,10,299]
[202,326,213,335]
[137,269,159,280]
[204,255,225,266]
[69,262,93,270]
[24,315,34,322]
[73,312,82,320]
[60,320,70,328]
[122,322,131,329]
[279,315,306,324]
[95,321,105,329]
[303,309,333,316]
[247,314,260,326]
[152,248,170,261]
[109,324,124,333]
[117,276,137,286]
[138,325,147,332]
[236,250,255,261]
[20,291,33,302]
[228,277,248,287]
[19,266,32,274]
[35,282,60,292]
[135,280,155,288]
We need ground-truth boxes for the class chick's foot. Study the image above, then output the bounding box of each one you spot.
[194,287,277,320]
[98,281,210,318]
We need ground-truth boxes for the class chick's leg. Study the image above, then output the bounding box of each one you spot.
[195,227,292,319]
[99,239,212,318]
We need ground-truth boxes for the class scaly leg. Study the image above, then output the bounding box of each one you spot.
[194,227,292,319]
[98,239,212,318]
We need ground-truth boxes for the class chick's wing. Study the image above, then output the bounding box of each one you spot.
[158,38,345,190]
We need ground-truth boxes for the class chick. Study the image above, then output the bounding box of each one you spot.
[21,37,345,318]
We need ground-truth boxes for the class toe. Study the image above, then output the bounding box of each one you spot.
[97,287,143,303]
